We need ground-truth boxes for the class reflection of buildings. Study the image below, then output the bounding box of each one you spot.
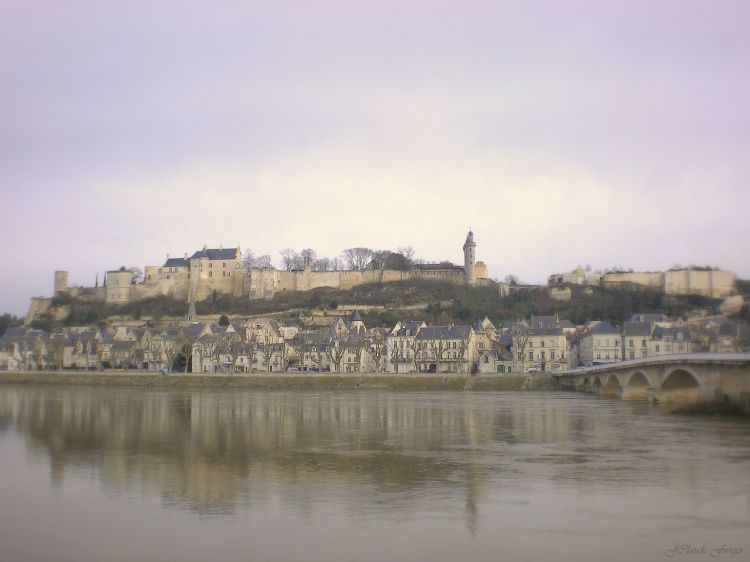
[0,388,504,520]
[0,387,725,528]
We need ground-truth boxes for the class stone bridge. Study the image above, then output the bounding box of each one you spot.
[554,353,750,414]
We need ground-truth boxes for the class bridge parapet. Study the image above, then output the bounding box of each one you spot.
[555,353,750,414]
[558,353,750,378]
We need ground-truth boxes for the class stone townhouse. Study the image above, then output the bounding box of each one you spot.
[512,325,569,373]
[650,326,694,356]
[579,321,621,367]
[413,325,476,373]
[477,349,513,374]
[295,333,333,372]
[688,316,737,352]
[386,321,426,373]
[508,316,570,373]
[622,321,652,361]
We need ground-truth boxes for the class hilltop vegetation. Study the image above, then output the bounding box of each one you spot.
[25,279,729,332]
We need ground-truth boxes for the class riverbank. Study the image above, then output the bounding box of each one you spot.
[0,371,558,391]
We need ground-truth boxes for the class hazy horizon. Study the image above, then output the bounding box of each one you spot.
[3,0,749,316]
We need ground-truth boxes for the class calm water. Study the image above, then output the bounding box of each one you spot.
[0,386,748,562]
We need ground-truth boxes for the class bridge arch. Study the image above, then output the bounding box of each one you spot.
[626,371,651,388]
[602,374,622,397]
[661,368,701,390]
[605,374,622,389]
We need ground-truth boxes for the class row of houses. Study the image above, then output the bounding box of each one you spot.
[0,311,741,374]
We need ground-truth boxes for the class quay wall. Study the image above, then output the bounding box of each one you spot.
[0,371,557,391]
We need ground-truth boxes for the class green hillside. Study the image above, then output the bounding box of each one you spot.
[29,279,730,331]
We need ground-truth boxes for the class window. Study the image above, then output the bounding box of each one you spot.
[209,271,212,277]
[551,351,555,360]
[629,351,634,360]
[655,345,660,352]
[479,342,484,349]
[528,351,534,360]
[223,263,226,268]
[222,271,226,277]
[629,339,634,347]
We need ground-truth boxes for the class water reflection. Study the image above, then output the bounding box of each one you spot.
[1,386,749,560]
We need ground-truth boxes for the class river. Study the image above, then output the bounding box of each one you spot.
[0,386,748,562]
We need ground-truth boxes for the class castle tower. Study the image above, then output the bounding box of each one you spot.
[463,229,476,287]
[54,271,69,295]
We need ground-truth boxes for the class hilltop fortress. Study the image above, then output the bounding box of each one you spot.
[45,230,490,308]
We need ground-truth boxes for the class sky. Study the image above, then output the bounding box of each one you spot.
[2,0,749,315]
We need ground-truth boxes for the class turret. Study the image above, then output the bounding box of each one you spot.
[463,229,476,286]
[54,271,69,295]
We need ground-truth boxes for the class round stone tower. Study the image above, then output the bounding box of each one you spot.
[463,229,476,287]
[54,271,69,295]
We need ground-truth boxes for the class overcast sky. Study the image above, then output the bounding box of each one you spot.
[2,0,749,315]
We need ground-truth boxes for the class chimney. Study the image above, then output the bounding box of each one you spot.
[219,244,223,251]
[166,253,170,260]
[184,253,188,259]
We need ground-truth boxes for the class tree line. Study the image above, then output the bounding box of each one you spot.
[243,246,426,273]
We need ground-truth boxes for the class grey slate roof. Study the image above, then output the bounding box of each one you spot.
[623,321,652,336]
[415,326,472,340]
[190,248,240,261]
[629,313,668,323]
[586,321,620,335]
[530,327,564,336]
[164,257,189,268]
[530,315,558,329]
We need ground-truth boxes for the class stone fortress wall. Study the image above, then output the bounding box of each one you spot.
[47,231,489,307]
[548,266,736,299]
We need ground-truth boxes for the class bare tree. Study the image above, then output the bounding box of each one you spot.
[389,341,404,373]
[504,274,520,286]
[512,321,531,373]
[370,250,391,270]
[397,246,416,261]
[308,343,326,372]
[127,267,144,284]
[280,249,299,271]
[299,249,317,267]
[162,339,181,373]
[367,332,386,373]
[255,254,273,268]
[312,257,332,272]
[406,338,421,372]
[430,338,449,373]
[330,257,344,271]
[242,249,257,273]
[341,247,373,271]
[457,332,472,374]
[328,341,346,373]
